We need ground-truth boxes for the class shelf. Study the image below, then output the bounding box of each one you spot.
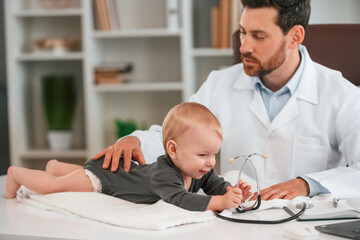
[94,29,182,38]
[15,9,83,17]
[5,1,186,169]
[192,48,233,57]
[95,82,183,92]
[17,52,84,61]
[19,149,88,159]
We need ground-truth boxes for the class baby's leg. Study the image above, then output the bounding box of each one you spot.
[45,159,83,177]
[6,167,21,199]
[6,166,92,199]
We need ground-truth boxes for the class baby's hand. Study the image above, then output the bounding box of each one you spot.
[238,180,253,201]
[221,185,243,209]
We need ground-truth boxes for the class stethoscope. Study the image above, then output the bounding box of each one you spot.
[215,153,307,224]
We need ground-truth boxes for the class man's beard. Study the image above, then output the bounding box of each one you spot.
[241,40,286,78]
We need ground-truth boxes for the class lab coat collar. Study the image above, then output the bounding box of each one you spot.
[294,45,319,105]
[233,67,255,90]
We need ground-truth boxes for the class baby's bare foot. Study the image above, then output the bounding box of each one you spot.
[6,166,21,199]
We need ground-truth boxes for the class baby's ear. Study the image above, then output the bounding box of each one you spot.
[166,140,178,158]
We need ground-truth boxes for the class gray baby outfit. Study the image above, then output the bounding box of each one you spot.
[84,155,230,211]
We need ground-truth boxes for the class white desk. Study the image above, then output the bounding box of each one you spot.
[0,175,347,240]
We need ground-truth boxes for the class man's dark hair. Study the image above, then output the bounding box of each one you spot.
[241,0,311,34]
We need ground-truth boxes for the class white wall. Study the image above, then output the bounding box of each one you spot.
[310,0,360,24]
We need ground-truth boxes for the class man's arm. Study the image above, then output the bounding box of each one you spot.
[300,176,330,197]
[305,162,360,198]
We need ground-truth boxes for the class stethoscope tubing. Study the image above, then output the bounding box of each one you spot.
[215,204,307,224]
[223,153,306,224]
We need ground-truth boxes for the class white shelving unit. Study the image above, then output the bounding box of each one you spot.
[5,0,86,168]
[15,8,83,17]
[93,29,182,38]
[4,0,191,169]
[5,0,233,169]
[192,48,233,57]
[17,52,84,61]
[95,82,183,92]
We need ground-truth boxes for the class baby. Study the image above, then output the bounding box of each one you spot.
[7,102,251,211]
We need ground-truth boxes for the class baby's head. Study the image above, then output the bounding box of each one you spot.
[162,102,222,179]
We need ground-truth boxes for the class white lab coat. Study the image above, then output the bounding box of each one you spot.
[131,46,360,198]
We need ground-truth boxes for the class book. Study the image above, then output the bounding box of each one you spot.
[230,0,240,46]
[112,0,121,30]
[95,77,127,85]
[211,6,220,48]
[219,0,231,48]
[93,0,104,30]
[288,198,360,221]
[94,62,133,85]
[100,0,111,31]
[95,62,133,73]
[107,0,120,30]
[94,71,131,84]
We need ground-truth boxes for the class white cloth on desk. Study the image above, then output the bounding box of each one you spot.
[16,186,216,230]
[16,170,360,230]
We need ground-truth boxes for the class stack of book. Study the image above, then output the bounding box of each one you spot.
[93,0,120,31]
[94,62,133,85]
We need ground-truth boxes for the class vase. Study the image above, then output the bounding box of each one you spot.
[47,130,72,150]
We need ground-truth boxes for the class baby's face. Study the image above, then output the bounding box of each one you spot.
[173,125,222,179]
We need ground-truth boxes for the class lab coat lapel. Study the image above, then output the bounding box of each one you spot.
[269,46,319,132]
[235,74,272,129]
[248,88,271,128]
[234,72,270,128]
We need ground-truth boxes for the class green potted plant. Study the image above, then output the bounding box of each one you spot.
[114,118,147,139]
[42,74,76,150]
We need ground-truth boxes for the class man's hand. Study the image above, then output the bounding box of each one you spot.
[250,178,310,201]
[92,136,146,172]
